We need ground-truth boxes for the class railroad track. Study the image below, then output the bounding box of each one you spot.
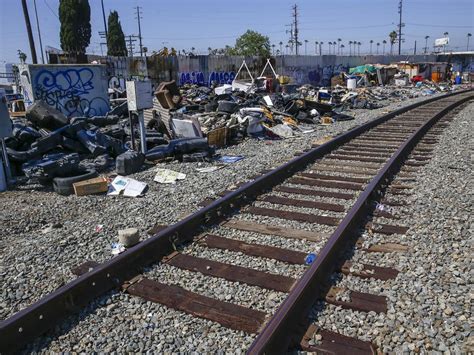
[1,89,472,353]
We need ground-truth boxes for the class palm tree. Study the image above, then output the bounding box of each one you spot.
[285,44,289,55]
[376,42,380,54]
[389,31,397,55]
[468,33,472,51]
[333,41,337,54]
[340,44,345,55]
[382,40,387,55]
[424,35,430,54]
[369,40,374,54]
[304,39,308,55]
[348,41,353,56]
[358,42,361,56]
[279,41,283,54]
[272,44,276,55]
[315,41,319,55]
[337,38,342,55]
[319,41,324,55]
[191,47,195,55]
[208,47,212,54]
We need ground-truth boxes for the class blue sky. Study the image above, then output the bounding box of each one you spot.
[0,0,473,63]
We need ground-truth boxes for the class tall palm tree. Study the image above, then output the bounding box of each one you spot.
[337,38,342,55]
[376,42,380,54]
[319,41,324,56]
[382,40,387,55]
[424,35,430,53]
[340,44,345,55]
[348,41,353,56]
[389,31,397,55]
[328,42,332,54]
[315,41,319,55]
[272,44,276,55]
[285,44,289,55]
[304,39,308,55]
[369,40,374,54]
[468,33,472,51]
[279,41,283,54]
[208,47,212,54]
[333,41,337,54]
[358,42,361,56]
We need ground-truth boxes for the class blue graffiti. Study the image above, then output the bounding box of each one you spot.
[179,71,205,86]
[33,68,109,117]
[208,71,235,86]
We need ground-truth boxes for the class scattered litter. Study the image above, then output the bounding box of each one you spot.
[305,253,317,265]
[73,176,108,196]
[195,165,225,173]
[154,168,186,184]
[95,224,104,233]
[217,155,244,164]
[108,176,147,197]
[111,242,126,255]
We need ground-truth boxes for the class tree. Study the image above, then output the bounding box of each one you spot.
[382,40,387,55]
[468,33,472,51]
[232,30,271,57]
[59,0,91,55]
[106,11,127,56]
[337,38,342,55]
[389,31,397,55]
[348,41,353,56]
[369,40,374,54]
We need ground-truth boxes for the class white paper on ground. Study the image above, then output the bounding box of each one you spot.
[154,168,186,184]
[108,176,147,197]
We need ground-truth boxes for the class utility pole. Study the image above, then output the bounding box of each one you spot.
[101,0,108,45]
[292,4,299,55]
[398,0,404,55]
[135,6,143,57]
[32,0,45,63]
[21,0,37,64]
[126,35,138,58]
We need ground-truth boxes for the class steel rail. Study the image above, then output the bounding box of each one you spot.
[0,89,471,353]
[247,91,474,354]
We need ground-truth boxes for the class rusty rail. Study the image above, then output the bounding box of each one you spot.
[247,91,474,354]
[0,89,471,353]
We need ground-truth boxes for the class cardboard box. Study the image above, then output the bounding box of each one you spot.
[73,176,108,196]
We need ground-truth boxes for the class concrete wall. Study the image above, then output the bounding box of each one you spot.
[20,64,110,117]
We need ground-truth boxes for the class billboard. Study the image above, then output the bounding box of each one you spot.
[434,37,449,47]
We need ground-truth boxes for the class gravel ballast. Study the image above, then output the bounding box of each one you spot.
[2,93,470,353]
[310,101,473,353]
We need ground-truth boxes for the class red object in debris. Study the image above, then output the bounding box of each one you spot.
[411,75,424,83]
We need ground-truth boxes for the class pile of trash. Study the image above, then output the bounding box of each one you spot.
[4,97,214,195]
[154,79,354,143]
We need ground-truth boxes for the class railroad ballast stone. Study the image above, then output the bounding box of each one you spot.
[2,94,471,353]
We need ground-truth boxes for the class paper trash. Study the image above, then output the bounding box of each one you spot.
[154,168,186,184]
[108,176,148,197]
[217,155,244,164]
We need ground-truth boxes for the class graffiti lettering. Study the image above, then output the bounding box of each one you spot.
[33,68,109,117]
[179,71,205,86]
[208,71,235,86]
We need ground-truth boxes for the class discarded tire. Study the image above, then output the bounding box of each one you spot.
[52,169,98,196]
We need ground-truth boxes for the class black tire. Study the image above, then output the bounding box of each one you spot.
[53,169,98,196]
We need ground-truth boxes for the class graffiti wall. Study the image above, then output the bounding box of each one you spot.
[20,64,110,117]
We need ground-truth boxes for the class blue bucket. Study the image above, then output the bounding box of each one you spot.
[455,76,462,85]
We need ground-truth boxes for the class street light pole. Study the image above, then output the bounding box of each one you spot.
[21,0,37,64]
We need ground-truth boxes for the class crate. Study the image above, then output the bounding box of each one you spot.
[207,127,230,148]
[73,176,108,196]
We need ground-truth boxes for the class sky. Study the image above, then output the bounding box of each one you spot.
[0,0,473,64]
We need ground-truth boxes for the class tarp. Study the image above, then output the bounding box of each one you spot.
[349,65,377,75]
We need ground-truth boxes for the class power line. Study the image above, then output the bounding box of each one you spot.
[43,0,59,19]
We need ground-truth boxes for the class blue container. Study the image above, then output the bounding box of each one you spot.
[455,76,462,85]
